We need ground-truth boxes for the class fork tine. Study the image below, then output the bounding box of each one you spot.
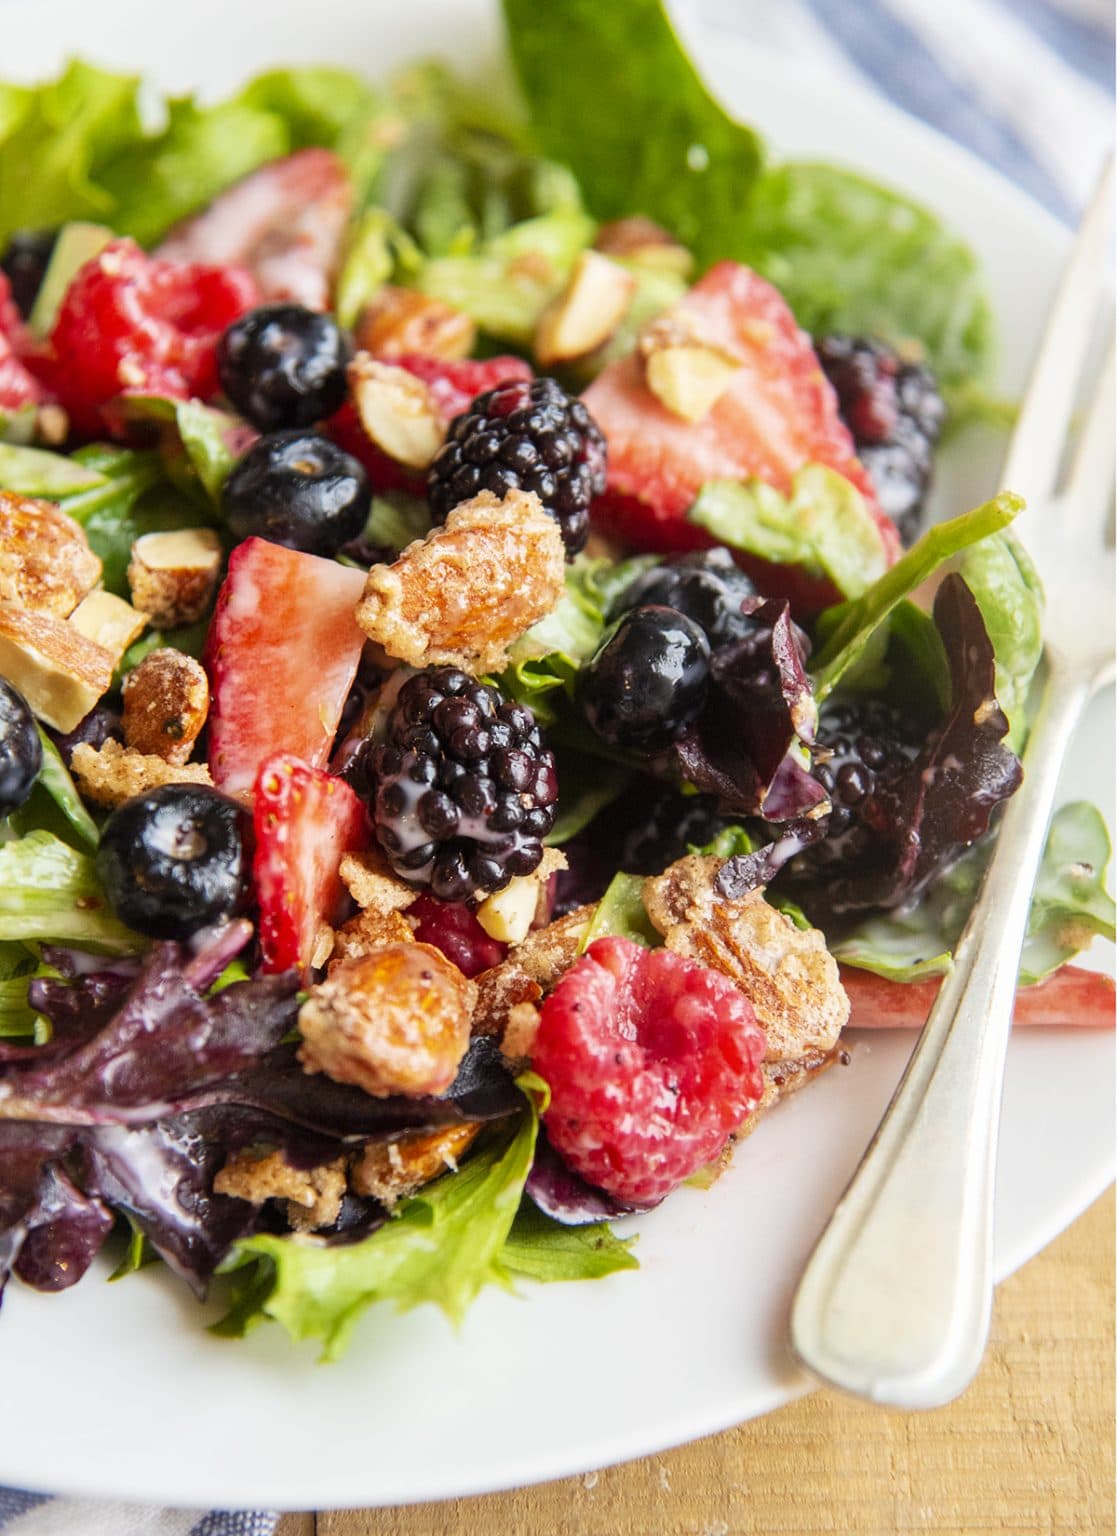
[1000,157,1113,508]
[1060,341,1115,535]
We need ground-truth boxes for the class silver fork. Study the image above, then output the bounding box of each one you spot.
[788,162,1116,1409]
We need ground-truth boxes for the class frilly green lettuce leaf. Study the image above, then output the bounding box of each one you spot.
[689,464,887,599]
[500,1200,638,1282]
[0,831,139,954]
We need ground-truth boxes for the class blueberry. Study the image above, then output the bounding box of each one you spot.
[618,549,757,646]
[96,785,250,939]
[1,230,57,319]
[222,430,371,556]
[0,679,42,817]
[217,304,350,432]
[580,605,710,751]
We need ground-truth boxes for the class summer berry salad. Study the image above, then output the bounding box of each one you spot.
[0,0,1112,1361]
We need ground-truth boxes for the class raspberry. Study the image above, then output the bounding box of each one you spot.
[816,335,945,543]
[532,936,767,1204]
[408,893,507,977]
[428,376,607,556]
[369,667,558,900]
[47,238,258,435]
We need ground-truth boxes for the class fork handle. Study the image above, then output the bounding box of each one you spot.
[789,654,1097,1408]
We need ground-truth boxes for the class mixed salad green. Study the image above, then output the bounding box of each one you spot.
[0,0,1111,1360]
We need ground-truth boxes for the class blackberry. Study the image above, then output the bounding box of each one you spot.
[816,335,945,543]
[616,548,758,647]
[1,230,57,319]
[801,698,924,874]
[580,606,710,752]
[217,304,350,432]
[427,376,606,556]
[369,668,558,900]
[617,789,737,875]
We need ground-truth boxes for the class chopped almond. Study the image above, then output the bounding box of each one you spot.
[639,314,740,423]
[68,590,148,666]
[594,216,694,276]
[356,489,565,673]
[331,906,416,963]
[121,648,209,764]
[350,1124,480,1207]
[298,943,476,1098]
[475,849,567,942]
[71,738,213,808]
[127,527,222,628]
[0,601,114,732]
[534,250,635,366]
[471,962,542,1040]
[0,492,102,618]
[348,354,444,469]
[355,285,476,360]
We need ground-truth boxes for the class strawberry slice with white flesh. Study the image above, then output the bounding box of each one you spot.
[205,537,367,795]
[253,754,370,973]
[841,964,1116,1029]
[156,149,352,311]
[584,261,898,569]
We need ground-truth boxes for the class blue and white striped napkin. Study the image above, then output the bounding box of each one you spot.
[1,0,1111,1530]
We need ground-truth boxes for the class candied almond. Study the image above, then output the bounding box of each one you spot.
[71,738,213,808]
[350,1123,480,1208]
[643,856,849,1062]
[338,848,417,914]
[508,906,593,990]
[0,601,114,733]
[122,648,209,764]
[127,527,222,628]
[298,942,476,1098]
[355,285,476,360]
[348,354,444,469]
[68,591,148,667]
[534,250,635,366]
[214,1149,346,1232]
[331,906,416,963]
[0,492,102,618]
[471,962,542,1040]
[355,489,565,673]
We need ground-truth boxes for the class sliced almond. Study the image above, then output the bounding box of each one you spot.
[355,285,475,360]
[348,355,445,470]
[534,250,636,366]
[0,492,102,618]
[68,590,148,666]
[594,216,694,276]
[127,527,222,629]
[640,317,740,423]
[0,600,114,732]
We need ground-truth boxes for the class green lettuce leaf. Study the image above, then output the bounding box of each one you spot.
[958,531,1044,752]
[501,1201,638,1282]
[809,493,1023,700]
[28,221,114,336]
[689,464,888,598]
[0,442,106,497]
[502,0,763,267]
[10,728,100,852]
[0,61,141,242]
[0,830,138,953]
[220,1100,540,1359]
[578,873,659,951]
[360,492,433,557]
[335,208,422,330]
[512,552,658,666]
[737,163,995,391]
[545,747,631,846]
[832,802,1115,986]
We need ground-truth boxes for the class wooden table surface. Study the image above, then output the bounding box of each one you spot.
[277,1187,1114,1536]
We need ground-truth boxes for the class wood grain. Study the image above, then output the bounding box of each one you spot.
[277,1186,1114,1536]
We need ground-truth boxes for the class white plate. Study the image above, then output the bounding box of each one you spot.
[2,0,1114,1511]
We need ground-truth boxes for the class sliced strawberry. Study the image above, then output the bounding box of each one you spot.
[253,753,370,973]
[205,537,367,795]
[583,261,899,582]
[326,354,533,496]
[841,964,1116,1030]
[156,149,352,312]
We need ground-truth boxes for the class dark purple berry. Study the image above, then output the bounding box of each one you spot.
[816,334,945,544]
[222,430,370,556]
[217,304,350,432]
[428,377,606,556]
[369,668,558,897]
[0,679,42,817]
[580,605,710,752]
[617,548,758,646]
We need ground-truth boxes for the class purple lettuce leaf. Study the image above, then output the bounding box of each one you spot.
[13,1164,113,1292]
[526,1131,656,1226]
[669,597,827,822]
[790,574,1023,919]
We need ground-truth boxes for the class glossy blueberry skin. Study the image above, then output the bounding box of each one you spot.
[222,430,371,556]
[217,304,350,433]
[580,605,711,752]
[618,548,757,647]
[0,679,42,817]
[95,785,250,940]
